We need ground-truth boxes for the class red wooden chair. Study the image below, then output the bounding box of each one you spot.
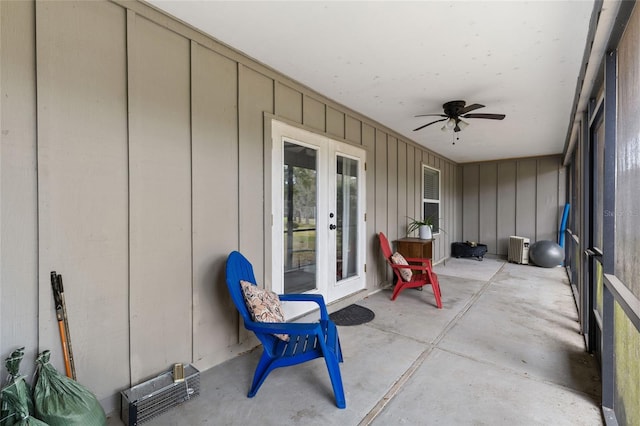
[379,232,443,308]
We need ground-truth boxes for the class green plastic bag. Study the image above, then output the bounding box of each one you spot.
[33,351,105,426]
[0,347,44,426]
[0,383,48,426]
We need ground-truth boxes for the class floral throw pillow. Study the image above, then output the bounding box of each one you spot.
[391,252,413,282]
[240,280,289,341]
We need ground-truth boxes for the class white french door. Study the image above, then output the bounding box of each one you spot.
[271,120,366,318]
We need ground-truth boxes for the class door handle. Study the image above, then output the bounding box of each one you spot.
[585,247,603,258]
[329,224,337,230]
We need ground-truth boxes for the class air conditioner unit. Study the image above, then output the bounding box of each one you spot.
[508,236,530,264]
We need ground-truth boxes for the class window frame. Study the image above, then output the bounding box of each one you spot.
[421,164,441,234]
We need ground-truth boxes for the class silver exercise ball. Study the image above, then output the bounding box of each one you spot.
[529,240,564,268]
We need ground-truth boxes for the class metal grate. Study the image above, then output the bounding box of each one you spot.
[121,364,200,425]
[508,236,530,264]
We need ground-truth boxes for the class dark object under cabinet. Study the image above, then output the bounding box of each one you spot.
[451,242,487,261]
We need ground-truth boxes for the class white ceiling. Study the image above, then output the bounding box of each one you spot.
[147,0,595,163]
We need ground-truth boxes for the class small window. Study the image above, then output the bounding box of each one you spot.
[422,166,441,233]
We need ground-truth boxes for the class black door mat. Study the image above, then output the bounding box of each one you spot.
[329,304,375,326]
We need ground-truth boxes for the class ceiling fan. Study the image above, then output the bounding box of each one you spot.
[413,100,506,132]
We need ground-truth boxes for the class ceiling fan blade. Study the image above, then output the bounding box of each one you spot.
[459,103,485,114]
[413,118,447,131]
[414,113,447,118]
[463,113,506,120]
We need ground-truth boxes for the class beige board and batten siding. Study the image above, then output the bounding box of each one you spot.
[497,162,518,256]
[191,43,240,368]
[448,159,459,257]
[374,129,389,284]
[238,65,274,287]
[516,159,537,240]
[128,12,193,384]
[35,0,130,402]
[479,163,498,253]
[0,0,39,380]
[462,164,481,247]
[327,107,346,138]
[387,137,399,245]
[0,0,460,413]
[346,115,362,144]
[537,158,565,243]
[238,65,274,347]
[405,145,416,238]
[276,82,302,124]
[396,141,408,241]
[461,156,565,256]
[303,95,326,131]
[362,124,378,293]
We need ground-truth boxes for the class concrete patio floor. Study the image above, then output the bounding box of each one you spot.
[108,257,603,425]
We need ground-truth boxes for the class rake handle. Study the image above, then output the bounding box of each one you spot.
[51,271,77,380]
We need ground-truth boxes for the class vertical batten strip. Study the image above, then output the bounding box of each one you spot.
[125,7,136,389]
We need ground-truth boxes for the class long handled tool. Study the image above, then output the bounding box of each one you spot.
[51,271,76,380]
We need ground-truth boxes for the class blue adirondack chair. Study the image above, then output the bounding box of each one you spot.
[225,251,346,408]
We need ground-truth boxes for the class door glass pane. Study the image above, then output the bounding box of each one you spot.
[283,142,317,293]
[336,156,358,281]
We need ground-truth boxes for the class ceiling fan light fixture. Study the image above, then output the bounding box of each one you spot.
[413,100,505,133]
[442,118,456,132]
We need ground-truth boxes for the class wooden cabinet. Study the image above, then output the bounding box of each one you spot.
[395,238,433,260]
